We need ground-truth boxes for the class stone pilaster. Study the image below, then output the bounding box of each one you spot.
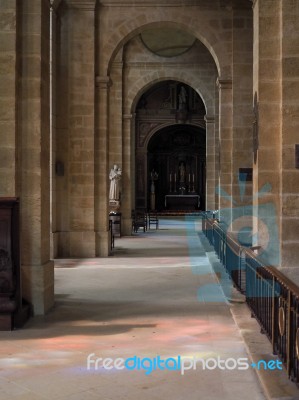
[0,0,18,196]
[95,76,111,256]
[109,60,123,167]
[217,78,233,225]
[19,0,54,315]
[205,115,216,210]
[122,113,134,235]
[280,0,299,269]
[56,0,96,257]
[232,2,253,194]
[252,0,281,266]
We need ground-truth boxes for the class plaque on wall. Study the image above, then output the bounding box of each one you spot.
[239,168,253,182]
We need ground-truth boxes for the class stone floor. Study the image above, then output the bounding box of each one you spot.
[0,217,269,399]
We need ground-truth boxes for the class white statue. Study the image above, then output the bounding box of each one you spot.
[109,164,122,201]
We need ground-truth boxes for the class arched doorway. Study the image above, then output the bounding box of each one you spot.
[148,125,206,211]
[135,80,206,211]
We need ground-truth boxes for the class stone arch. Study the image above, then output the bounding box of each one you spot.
[126,72,214,117]
[101,17,230,77]
[143,121,206,151]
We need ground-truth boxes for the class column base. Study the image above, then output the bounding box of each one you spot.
[122,217,133,236]
[21,260,54,315]
[96,230,110,257]
[53,231,96,258]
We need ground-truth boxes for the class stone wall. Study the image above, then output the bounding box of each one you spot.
[0,0,18,196]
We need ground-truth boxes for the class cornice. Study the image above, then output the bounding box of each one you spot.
[95,76,112,88]
[63,0,97,10]
[204,115,215,123]
[216,77,232,90]
[50,0,63,11]
[99,0,200,7]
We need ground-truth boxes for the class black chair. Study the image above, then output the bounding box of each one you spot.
[132,210,147,233]
[148,211,159,230]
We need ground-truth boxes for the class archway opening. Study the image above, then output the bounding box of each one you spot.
[148,125,206,211]
[135,80,206,212]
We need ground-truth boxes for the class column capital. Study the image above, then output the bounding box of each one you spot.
[50,0,63,11]
[95,76,112,89]
[123,114,133,120]
[204,115,215,123]
[251,0,258,9]
[64,0,97,10]
[216,77,232,90]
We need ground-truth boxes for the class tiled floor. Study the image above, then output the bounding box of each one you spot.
[0,217,266,400]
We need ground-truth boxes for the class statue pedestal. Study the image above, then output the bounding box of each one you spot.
[109,200,120,212]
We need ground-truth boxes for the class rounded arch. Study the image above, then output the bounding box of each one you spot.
[101,17,229,77]
[127,73,214,117]
[143,121,206,150]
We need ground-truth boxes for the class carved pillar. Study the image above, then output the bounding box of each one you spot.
[95,76,111,256]
[205,115,216,210]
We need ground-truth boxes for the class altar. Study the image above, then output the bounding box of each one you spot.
[165,194,200,210]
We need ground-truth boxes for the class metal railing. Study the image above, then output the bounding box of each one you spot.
[201,212,299,384]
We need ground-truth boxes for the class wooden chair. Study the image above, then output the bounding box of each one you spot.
[132,210,147,233]
[148,211,159,230]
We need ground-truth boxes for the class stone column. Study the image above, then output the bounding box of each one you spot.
[280,0,299,269]
[109,60,123,167]
[56,0,96,257]
[230,2,253,239]
[0,0,19,196]
[252,0,281,266]
[205,116,216,210]
[122,114,134,235]
[217,78,233,225]
[19,0,54,315]
[95,76,111,256]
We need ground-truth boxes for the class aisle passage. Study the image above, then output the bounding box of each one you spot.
[0,218,265,400]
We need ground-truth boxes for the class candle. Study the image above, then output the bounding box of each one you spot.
[170,173,172,182]
[174,173,176,182]
[189,173,190,182]
[193,173,194,182]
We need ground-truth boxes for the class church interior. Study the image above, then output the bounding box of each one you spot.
[1,0,299,398]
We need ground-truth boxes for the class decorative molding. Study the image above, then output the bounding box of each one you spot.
[123,114,133,120]
[204,115,215,124]
[111,62,124,70]
[99,0,202,7]
[216,77,232,90]
[251,0,258,9]
[64,0,97,10]
[124,62,200,69]
[95,76,111,89]
[50,0,63,11]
